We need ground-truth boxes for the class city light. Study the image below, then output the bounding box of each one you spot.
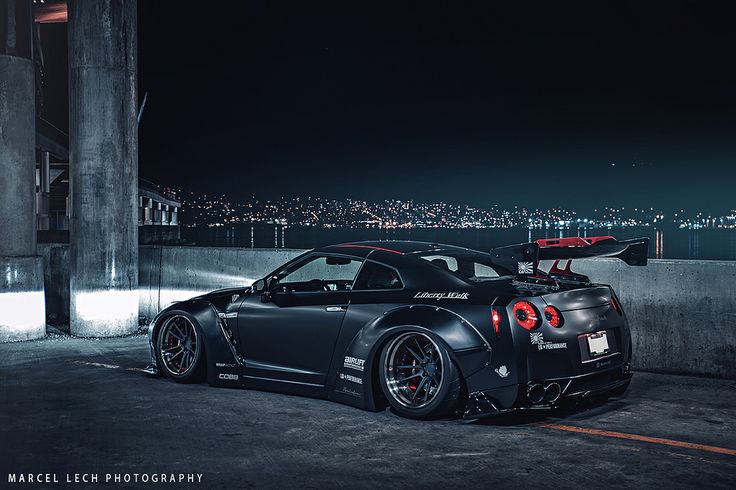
[170,189,736,231]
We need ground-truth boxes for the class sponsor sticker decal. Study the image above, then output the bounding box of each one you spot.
[339,372,363,385]
[215,362,236,368]
[414,292,470,300]
[529,332,567,351]
[494,365,510,378]
[218,373,239,381]
[339,386,361,397]
[343,356,365,372]
[517,261,534,274]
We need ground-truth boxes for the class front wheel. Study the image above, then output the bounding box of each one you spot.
[155,314,206,383]
[379,331,462,419]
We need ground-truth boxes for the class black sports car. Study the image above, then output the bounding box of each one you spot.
[146,237,648,419]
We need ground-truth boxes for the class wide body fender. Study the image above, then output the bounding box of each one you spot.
[328,304,492,411]
[148,301,243,387]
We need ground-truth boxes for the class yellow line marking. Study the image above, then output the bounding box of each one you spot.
[539,423,736,457]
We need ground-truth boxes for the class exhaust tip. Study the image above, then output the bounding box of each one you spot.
[527,384,545,404]
[543,382,562,403]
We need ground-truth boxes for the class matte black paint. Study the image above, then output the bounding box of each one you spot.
[147,241,635,416]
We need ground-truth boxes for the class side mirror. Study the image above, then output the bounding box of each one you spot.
[251,279,267,293]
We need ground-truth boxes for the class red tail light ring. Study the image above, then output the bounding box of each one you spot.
[543,305,563,327]
[491,308,501,335]
[512,301,540,330]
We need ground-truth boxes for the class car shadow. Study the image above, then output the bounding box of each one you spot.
[468,395,631,426]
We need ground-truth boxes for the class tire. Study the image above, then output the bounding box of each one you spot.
[155,314,206,383]
[378,331,463,419]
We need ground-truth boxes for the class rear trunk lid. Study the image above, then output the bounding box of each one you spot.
[540,285,612,311]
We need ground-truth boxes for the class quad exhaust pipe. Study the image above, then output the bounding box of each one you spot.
[527,382,562,404]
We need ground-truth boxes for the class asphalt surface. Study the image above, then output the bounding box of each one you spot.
[1,334,735,489]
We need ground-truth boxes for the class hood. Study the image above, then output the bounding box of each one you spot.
[189,287,252,311]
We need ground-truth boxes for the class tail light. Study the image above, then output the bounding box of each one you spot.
[512,301,540,330]
[543,305,563,327]
[491,308,501,335]
[610,296,622,315]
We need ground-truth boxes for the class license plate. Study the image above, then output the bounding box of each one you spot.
[587,331,610,356]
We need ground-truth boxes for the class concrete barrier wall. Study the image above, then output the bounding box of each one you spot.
[37,244,736,378]
[38,244,305,323]
[138,246,304,321]
[573,259,736,379]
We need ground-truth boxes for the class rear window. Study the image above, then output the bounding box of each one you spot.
[418,252,508,282]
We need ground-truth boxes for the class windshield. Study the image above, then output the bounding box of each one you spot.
[417,251,511,282]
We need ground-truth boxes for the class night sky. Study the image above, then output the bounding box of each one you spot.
[44,1,736,212]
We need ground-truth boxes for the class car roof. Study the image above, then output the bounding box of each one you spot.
[318,240,475,257]
[295,241,502,289]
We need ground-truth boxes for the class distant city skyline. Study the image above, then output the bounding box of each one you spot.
[165,185,735,230]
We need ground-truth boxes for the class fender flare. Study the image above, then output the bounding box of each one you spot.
[333,305,492,411]
[148,301,239,385]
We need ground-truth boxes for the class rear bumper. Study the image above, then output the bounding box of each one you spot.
[562,368,632,400]
[463,365,632,419]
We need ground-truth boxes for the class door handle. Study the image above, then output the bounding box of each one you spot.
[325,306,347,312]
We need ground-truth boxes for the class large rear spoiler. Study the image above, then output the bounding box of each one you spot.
[490,236,649,276]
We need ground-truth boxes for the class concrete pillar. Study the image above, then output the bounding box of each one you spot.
[0,256,46,342]
[0,57,36,255]
[0,0,46,342]
[68,0,138,337]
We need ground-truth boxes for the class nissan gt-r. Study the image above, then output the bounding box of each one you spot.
[146,236,648,419]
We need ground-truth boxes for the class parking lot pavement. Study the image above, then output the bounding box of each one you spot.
[1,334,735,489]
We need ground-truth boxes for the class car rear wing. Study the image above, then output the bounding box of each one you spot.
[490,236,649,277]
[536,236,649,266]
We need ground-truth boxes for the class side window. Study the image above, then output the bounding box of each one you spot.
[420,255,459,272]
[353,261,403,290]
[420,253,502,281]
[474,262,500,279]
[273,255,363,292]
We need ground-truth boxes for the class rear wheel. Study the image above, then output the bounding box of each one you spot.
[155,315,206,383]
[379,331,462,419]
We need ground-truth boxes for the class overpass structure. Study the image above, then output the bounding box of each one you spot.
[1,0,139,340]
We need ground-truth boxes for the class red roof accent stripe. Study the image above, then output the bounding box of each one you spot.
[333,244,405,255]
